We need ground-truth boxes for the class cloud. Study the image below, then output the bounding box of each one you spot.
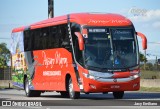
[128,9,160,30]
[129,9,160,22]
[128,9,160,59]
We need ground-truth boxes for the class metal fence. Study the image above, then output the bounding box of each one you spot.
[0,67,11,80]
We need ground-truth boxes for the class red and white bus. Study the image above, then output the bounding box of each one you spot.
[11,13,147,99]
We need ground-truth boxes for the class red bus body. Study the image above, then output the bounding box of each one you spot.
[11,13,147,98]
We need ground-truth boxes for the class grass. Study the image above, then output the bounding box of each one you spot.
[0,86,13,89]
[140,70,160,79]
[140,87,160,92]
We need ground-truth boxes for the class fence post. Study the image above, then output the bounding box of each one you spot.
[3,68,5,80]
[9,67,11,88]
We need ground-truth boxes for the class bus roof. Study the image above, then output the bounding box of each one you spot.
[12,13,133,33]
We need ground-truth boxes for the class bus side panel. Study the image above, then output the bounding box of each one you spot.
[12,52,28,89]
[11,32,27,89]
[31,48,80,91]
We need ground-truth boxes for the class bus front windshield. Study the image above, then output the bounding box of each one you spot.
[84,28,138,71]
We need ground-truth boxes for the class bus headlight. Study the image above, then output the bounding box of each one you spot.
[83,70,113,80]
[133,74,139,78]
[89,75,96,80]
[83,73,97,80]
[131,73,140,79]
[83,73,88,78]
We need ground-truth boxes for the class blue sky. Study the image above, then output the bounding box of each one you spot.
[0,0,160,60]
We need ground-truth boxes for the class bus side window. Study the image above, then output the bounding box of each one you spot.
[41,27,49,49]
[33,29,40,50]
[49,26,57,49]
[24,31,28,51]
[32,29,41,51]
[30,30,35,50]
[24,30,32,51]
[60,26,68,46]
[48,25,70,50]
[54,26,61,48]
[42,28,46,49]
[60,25,70,50]
[37,29,42,50]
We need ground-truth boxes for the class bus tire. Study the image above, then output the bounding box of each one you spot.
[25,78,41,97]
[113,91,124,99]
[68,78,80,99]
[60,91,69,98]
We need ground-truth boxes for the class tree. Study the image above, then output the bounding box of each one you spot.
[145,63,153,70]
[0,43,10,68]
[139,52,147,63]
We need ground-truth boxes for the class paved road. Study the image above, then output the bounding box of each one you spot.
[0,89,160,109]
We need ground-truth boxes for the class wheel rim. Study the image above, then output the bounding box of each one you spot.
[25,80,29,94]
[69,80,73,97]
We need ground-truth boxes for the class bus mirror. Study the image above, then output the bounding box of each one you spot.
[74,32,84,50]
[136,32,147,50]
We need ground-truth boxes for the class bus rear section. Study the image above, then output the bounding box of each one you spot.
[11,13,147,99]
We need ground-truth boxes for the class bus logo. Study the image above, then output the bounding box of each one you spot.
[113,79,117,82]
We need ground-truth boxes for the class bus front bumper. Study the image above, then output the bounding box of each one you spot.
[81,76,140,93]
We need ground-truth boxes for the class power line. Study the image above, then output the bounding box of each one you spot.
[139,41,160,44]
[0,38,10,39]
[148,42,160,44]
[147,53,160,57]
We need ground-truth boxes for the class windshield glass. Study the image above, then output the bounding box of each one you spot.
[84,28,138,71]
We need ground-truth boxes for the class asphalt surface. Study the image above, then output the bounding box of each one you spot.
[0,89,160,109]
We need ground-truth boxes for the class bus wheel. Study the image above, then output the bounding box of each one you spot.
[113,91,124,99]
[68,78,80,99]
[60,91,69,98]
[25,78,41,97]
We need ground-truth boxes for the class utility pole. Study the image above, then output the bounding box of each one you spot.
[158,59,160,65]
[48,0,54,18]
[156,56,158,70]
[144,50,146,70]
